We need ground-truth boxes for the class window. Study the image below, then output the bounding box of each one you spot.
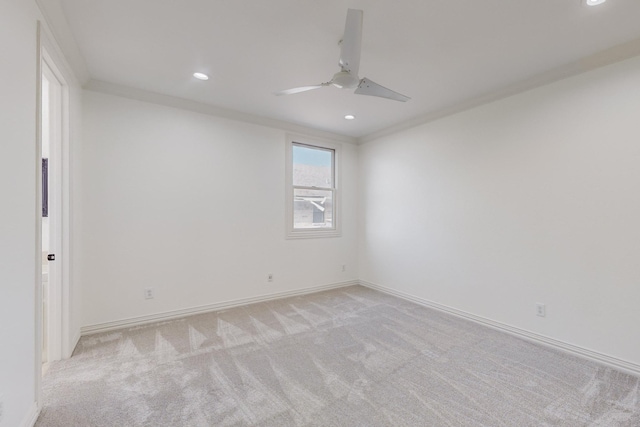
[286,135,341,238]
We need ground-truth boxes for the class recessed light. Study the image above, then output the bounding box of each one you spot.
[583,0,606,6]
[193,72,209,81]
[344,114,356,120]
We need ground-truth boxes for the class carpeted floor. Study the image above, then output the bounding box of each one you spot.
[37,285,640,426]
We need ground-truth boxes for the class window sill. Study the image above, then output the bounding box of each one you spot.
[286,229,341,239]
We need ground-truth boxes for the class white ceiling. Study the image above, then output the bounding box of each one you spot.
[51,0,640,139]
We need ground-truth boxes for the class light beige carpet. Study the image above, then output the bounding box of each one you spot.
[37,286,640,426]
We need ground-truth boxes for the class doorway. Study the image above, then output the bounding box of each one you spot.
[40,49,67,369]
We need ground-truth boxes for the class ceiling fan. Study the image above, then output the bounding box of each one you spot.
[275,9,411,102]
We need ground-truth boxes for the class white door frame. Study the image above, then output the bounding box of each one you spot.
[42,54,65,363]
[35,20,72,405]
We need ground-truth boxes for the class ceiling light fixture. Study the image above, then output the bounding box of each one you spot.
[193,72,209,81]
[582,0,606,6]
[344,114,356,120]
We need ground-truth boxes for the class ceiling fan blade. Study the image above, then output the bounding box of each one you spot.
[274,84,327,96]
[355,78,411,102]
[339,9,363,76]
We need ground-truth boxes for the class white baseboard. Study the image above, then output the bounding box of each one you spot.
[81,280,358,335]
[359,280,640,377]
[21,402,40,427]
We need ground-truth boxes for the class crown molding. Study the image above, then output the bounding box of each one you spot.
[358,37,640,144]
[84,80,358,145]
[31,2,640,146]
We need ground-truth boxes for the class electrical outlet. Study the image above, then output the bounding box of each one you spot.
[341,264,346,272]
[267,273,273,282]
[144,288,154,299]
[536,303,546,317]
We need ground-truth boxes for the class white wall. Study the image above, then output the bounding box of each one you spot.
[80,91,358,327]
[0,2,82,425]
[359,55,640,366]
[1,2,40,426]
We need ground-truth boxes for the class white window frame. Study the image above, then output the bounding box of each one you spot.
[285,134,341,239]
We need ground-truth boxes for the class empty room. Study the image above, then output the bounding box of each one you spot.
[2,0,640,426]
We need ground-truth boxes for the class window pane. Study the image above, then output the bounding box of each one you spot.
[293,188,333,229]
[293,144,333,188]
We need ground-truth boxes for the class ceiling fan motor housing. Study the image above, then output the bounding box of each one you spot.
[332,71,359,89]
